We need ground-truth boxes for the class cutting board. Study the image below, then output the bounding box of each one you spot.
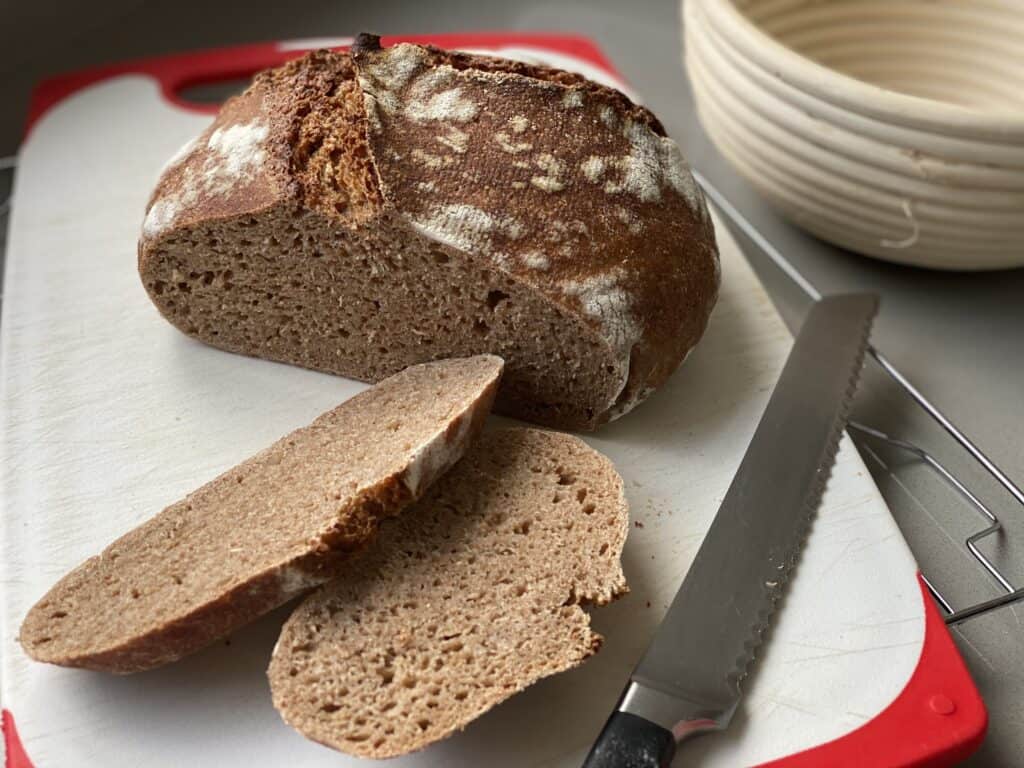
[0,34,984,767]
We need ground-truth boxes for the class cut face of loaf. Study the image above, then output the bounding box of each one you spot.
[268,426,629,758]
[138,38,720,430]
[19,356,502,674]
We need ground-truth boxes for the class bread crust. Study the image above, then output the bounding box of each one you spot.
[138,40,719,429]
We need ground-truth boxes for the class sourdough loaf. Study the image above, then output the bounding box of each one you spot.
[268,426,629,757]
[138,35,719,430]
[19,355,502,673]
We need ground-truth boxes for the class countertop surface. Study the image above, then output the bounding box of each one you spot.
[1,1,1021,765]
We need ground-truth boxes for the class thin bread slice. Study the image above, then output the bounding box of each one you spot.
[268,426,628,758]
[19,355,503,673]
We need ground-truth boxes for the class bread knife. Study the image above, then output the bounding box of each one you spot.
[582,293,878,767]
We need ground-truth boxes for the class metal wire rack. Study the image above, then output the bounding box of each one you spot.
[695,172,1024,626]
[1,157,1021,624]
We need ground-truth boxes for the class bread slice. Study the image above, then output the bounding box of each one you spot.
[268,426,628,758]
[137,37,719,431]
[19,355,503,674]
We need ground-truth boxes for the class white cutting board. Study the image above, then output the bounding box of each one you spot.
[0,38,938,767]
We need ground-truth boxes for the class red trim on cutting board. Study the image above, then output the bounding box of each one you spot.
[2,710,34,768]
[754,575,987,768]
[24,33,622,137]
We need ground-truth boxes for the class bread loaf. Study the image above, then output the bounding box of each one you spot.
[268,426,628,757]
[19,355,502,673]
[138,35,719,430]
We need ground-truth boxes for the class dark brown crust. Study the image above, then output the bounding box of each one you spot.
[138,42,719,429]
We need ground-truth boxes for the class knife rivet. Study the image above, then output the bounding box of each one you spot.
[928,694,956,716]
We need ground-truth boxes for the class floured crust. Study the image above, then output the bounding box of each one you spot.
[138,39,719,428]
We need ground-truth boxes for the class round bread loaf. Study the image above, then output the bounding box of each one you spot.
[138,35,719,430]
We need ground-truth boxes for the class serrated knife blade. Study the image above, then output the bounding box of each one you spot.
[583,293,878,768]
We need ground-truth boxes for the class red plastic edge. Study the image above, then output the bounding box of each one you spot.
[2,710,34,768]
[754,575,987,768]
[24,32,622,138]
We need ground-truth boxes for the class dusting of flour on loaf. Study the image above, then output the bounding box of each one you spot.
[521,250,551,270]
[410,203,494,254]
[359,47,481,126]
[578,119,700,208]
[531,153,566,193]
[562,90,584,109]
[206,122,269,180]
[410,204,527,259]
[407,86,479,122]
[599,105,618,129]
[509,115,530,133]
[143,199,180,238]
[580,156,606,183]
[143,120,268,240]
[615,205,645,235]
[561,268,642,357]
[356,43,430,120]
[411,148,456,169]
[436,126,469,154]
[495,133,533,154]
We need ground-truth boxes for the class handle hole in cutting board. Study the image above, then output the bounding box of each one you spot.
[176,77,253,106]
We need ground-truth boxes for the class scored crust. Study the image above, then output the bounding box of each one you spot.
[268,426,629,758]
[138,37,719,429]
[19,356,502,673]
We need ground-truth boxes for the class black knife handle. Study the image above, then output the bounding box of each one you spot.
[582,711,677,768]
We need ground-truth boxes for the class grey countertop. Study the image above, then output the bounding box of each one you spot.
[2,1,1021,764]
